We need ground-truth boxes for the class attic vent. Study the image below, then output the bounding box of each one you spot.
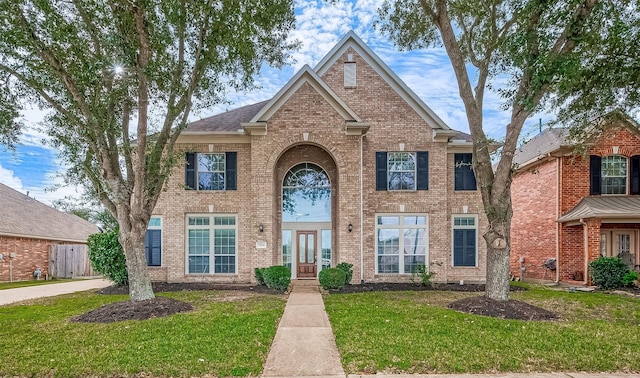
[344,62,356,87]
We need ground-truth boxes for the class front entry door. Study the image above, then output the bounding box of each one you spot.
[297,231,316,278]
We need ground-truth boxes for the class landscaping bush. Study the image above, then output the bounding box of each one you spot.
[87,228,128,286]
[410,265,436,287]
[589,256,629,290]
[622,270,639,287]
[336,262,353,284]
[262,266,291,291]
[319,268,347,290]
[255,267,266,285]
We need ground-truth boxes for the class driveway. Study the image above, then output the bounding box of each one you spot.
[0,278,112,306]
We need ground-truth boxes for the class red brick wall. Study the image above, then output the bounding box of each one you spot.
[0,236,52,282]
[560,225,585,280]
[510,158,558,279]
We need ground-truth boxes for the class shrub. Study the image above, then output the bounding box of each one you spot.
[336,262,353,284]
[410,265,436,287]
[255,267,266,285]
[262,266,291,291]
[87,228,128,286]
[319,268,347,290]
[589,256,629,290]
[623,270,639,287]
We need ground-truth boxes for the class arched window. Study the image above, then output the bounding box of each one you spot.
[601,155,627,194]
[282,163,331,222]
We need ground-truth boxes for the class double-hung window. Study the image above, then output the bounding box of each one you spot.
[376,151,429,191]
[185,152,237,191]
[452,215,477,267]
[187,215,237,274]
[590,154,640,195]
[145,216,162,266]
[375,214,428,274]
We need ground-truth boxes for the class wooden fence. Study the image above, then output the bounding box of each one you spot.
[49,244,95,278]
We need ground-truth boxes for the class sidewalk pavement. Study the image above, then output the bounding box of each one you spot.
[261,280,640,378]
[0,278,112,306]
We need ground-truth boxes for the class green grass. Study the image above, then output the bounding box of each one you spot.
[324,285,640,374]
[0,278,80,290]
[0,290,286,377]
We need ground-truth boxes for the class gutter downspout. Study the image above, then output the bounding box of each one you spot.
[360,133,364,284]
[556,157,561,283]
[579,218,589,285]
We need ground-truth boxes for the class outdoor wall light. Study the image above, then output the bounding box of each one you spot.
[259,224,264,233]
[348,223,353,232]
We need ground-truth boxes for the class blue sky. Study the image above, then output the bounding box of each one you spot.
[0,0,546,205]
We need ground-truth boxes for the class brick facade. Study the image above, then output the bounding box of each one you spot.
[511,119,640,282]
[0,236,52,281]
[151,33,487,284]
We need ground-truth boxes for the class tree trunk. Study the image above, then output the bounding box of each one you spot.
[119,227,155,301]
[483,216,512,301]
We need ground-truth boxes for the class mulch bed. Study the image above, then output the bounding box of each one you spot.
[71,296,193,323]
[79,281,553,323]
[448,296,558,321]
[329,282,526,294]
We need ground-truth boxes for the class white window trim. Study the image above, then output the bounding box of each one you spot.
[146,216,162,266]
[185,214,238,275]
[374,213,429,274]
[387,152,417,191]
[451,214,478,268]
[601,155,628,195]
[197,153,226,191]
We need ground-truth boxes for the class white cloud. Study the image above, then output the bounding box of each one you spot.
[0,162,24,190]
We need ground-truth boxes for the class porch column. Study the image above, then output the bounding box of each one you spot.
[584,218,602,284]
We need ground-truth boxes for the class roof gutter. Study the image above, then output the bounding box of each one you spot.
[0,231,92,244]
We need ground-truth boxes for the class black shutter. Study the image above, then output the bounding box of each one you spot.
[416,151,429,190]
[631,155,640,195]
[225,152,237,190]
[590,155,601,195]
[145,230,161,266]
[376,152,387,191]
[185,152,196,190]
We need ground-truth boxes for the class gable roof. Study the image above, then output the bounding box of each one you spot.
[558,196,640,223]
[0,183,99,242]
[314,31,450,131]
[249,65,363,123]
[513,128,570,168]
[183,31,462,136]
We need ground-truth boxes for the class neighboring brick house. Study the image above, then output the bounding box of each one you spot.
[148,31,487,284]
[0,183,100,281]
[510,114,640,283]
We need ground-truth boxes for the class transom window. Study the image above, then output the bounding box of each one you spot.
[388,152,416,190]
[601,156,627,195]
[282,163,331,222]
[187,215,237,274]
[375,214,428,274]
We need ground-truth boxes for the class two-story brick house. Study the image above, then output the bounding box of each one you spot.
[511,113,640,283]
[147,31,487,284]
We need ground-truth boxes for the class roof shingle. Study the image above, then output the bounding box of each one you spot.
[0,183,100,242]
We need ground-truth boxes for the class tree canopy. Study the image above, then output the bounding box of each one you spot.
[378,0,638,300]
[0,0,297,300]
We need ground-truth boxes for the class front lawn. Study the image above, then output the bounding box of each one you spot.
[0,278,79,290]
[324,285,640,374]
[0,290,286,377]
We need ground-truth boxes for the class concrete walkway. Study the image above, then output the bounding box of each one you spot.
[262,281,345,378]
[0,278,112,306]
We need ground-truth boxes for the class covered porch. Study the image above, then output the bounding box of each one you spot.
[558,197,640,283]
